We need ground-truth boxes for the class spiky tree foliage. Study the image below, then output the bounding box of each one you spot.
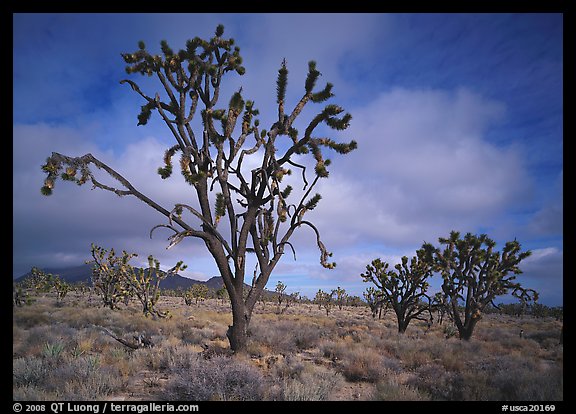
[431,292,451,325]
[314,289,334,316]
[125,254,186,318]
[88,244,185,317]
[88,244,133,310]
[363,287,387,319]
[274,280,287,314]
[361,252,433,334]
[333,286,347,310]
[26,267,55,294]
[185,284,209,305]
[421,231,538,340]
[40,25,356,352]
[13,284,33,307]
[52,276,70,305]
[216,286,229,305]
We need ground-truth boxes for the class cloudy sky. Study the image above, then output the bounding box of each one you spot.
[13,13,563,305]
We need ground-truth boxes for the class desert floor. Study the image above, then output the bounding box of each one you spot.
[13,293,563,401]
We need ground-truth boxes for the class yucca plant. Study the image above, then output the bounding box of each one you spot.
[40,25,357,352]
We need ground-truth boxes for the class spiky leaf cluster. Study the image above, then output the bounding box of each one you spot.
[184,284,209,306]
[361,251,433,333]
[420,231,536,340]
[40,156,90,196]
[39,25,359,352]
[21,267,69,304]
[314,288,334,315]
[88,243,186,317]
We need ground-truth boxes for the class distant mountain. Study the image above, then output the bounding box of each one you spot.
[14,264,225,291]
[14,264,93,285]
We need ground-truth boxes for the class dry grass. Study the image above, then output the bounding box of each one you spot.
[13,293,563,401]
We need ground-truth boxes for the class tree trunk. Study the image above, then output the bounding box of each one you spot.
[226,296,251,353]
[397,318,409,334]
[458,317,479,341]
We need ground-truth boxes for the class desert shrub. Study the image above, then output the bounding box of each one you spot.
[134,345,178,371]
[372,377,430,401]
[281,365,343,401]
[178,326,204,345]
[14,354,125,401]
[337,346,388,382]
[23,325,70,355]
[407,363,457,400]
[443,324,458,339]
[527,329,562,347]
[248,319,324,353]
[13,357,49,387]
[54,357,125,400]
[271,354,306,379]
[407,353,563,401]
[13,307,51,329]
[162,355,265,401]
[13,385,59,401]
[489,363,563,401]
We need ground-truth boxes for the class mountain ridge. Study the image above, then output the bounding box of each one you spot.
[14,263,229,291]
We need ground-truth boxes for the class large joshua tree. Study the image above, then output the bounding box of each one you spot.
[421,231,538,340]
[39,25,357,352]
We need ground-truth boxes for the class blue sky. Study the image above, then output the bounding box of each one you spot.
[13,13,563,305]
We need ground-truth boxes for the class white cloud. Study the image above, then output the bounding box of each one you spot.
[12,123,218,278]
[306,87,532,247]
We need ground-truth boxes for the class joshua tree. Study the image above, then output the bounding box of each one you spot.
[216,286,229,305]
[13,284,32,307]
[333,286,347,310]
[363,287,387,319]
[185,284,209,305]
[88,244,133,310]
[431,292,450,325]
[421,231,538,340]
[125,254,186,318]
[26,267,55,294]
[314,289,334,316]
[274,280,288,314]
[52,276,70,305]
[88,244,185,317]
[40,25,356,352]
[361,252,433,333]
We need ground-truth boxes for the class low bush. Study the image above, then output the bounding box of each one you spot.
[281,365,343,401]
[162,354,265,401]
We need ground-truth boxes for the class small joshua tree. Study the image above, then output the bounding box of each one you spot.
[88,244,132,310]
[333,286,347,310]
[125,254,186,318]
[13,284,32,307]
[431,292,450,325]
[274,280,288,314]
[216,286,229,305]
[361,251,433,334]
[22,267,68,305]
[27,267,54,294]
[421,231,538,340]
[185,284,209,305]
[52,276,70,305]
[314,289,334,316]
[363,287,387,319]
[88,244,185,317]
[40,25,357,352]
